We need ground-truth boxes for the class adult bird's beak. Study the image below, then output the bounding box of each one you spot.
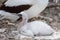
[16,14,22,22]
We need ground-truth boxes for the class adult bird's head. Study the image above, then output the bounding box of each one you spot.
[17,12,28,23]
[16,12,28,30]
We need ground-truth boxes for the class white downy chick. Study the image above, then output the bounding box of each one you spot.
[20,27,34,37]
[28,21,54,36]
[20,21,54,37]
[18,12,54,37]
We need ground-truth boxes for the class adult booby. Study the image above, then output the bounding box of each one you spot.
[0,0,49,19]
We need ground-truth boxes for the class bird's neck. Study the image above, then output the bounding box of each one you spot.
[17,12,28,30]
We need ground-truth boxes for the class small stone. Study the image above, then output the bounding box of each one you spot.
[21,37,33,40]
[20,34,32,40]
[0,34,6,40]
[34,37,40,40]
[0,28,6,33]
[58,13,60,17]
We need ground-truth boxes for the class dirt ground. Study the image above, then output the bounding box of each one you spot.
[0,0,60,40]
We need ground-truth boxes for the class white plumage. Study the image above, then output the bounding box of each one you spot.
[1,0,60,39]
[18,12,54,37]
[20,21,54,36]
[4,0,33,7]
[0,10,19,22]
[0,0,49,22]
[24,0,49,19]
[4,0,49,19]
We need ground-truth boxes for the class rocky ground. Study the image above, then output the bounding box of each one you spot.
[0,0,60,40]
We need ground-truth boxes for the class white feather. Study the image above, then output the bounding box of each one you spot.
[18,12,54,37]
[0,10,19,22]
[20,21,54,36]
[24,0,49,19]
[4,0,33,7]
[4,0,49,19]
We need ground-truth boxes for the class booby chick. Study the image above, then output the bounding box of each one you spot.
[17,12,54,37]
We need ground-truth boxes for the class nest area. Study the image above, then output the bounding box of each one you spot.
[0,0,60,40]
[0,19,15,27]
[0,0,60,29]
